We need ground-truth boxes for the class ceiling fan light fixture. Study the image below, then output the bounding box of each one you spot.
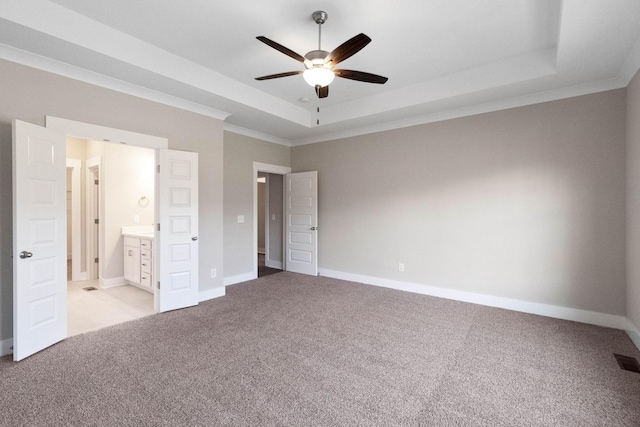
[303,67,335,87]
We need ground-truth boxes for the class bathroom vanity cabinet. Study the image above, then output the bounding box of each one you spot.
[123,234,154,293]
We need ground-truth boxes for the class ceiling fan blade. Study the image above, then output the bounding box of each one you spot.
[255,71,304,81]
[334,69,388,84]
[315,85,329,99]
[256,36,306,63]
[324,33,371,66]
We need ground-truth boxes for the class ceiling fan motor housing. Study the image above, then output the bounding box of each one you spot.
[304,50,330,68]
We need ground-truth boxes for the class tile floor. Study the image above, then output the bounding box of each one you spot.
[67,279,155,337]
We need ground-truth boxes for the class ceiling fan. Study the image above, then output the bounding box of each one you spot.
[255,11,388,99]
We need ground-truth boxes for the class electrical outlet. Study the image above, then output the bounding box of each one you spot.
[134,215,140,223]
[211,268,217,278]
[399,263,405,272]
[272,214,276,221]
[237,215,245,223]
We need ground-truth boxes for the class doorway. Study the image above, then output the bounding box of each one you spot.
[14,117,201,360]
[66,138,156,336]
[253,163,291,279]
[257,173,284,277]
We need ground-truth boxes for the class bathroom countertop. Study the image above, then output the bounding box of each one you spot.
[122,226,155,240]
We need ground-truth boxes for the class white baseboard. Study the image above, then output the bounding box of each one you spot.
[199,287,226,302]
[224,272,256,286]
[318,268,630,331]
[627,322,640,351]
[266,260,283,269]
[99,276,128,289]
[1,338,13,357]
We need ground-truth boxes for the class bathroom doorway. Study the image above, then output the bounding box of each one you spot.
[66,137,155,336]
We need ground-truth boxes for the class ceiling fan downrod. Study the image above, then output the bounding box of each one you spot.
[312,11,328,51]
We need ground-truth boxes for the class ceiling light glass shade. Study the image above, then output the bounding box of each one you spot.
[303,67,335,87]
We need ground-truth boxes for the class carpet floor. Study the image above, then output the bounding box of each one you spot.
[1,272,639,426]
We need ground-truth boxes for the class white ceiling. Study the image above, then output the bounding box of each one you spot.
[1,0,640,146]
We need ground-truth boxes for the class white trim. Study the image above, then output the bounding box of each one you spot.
[86,157,101,281]
[318,268,630,331]
[224,123,291,147]
[0,43,231,121]
[99,276,128,289]
[224,272,256,286]
[628,322,640,351]
[253,163,292,175]
[252,163,291,280]
[619,33,640,85]
[263,174,270,267]
[266,260,283,269]
[290,78,626,146]
[66,159,82,281]
[1,338,13,357]
[47,117,168,149]
[199,287,226,302]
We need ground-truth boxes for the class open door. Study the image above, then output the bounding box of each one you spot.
[12,120,67,361]
[156,149,199,312]
[285,171,318,276]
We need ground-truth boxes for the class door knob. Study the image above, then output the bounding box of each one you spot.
[192,236,198,241]
[19,251,33,259]
[311,227,318,231]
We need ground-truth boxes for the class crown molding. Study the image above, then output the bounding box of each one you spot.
[223,123,292,146]
[290,77,626,146]
[0,43,232,121]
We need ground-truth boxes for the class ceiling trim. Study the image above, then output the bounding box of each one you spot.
[619,34,640,85]
[290,76,627,146]
[224,123,292,147]
[0,43,232,121]
[0,0,311,127]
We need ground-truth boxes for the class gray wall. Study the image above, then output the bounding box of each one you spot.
[292,89,627,316]
[627,69,640,336]
[223,131,290,280]
[0,59,225,342]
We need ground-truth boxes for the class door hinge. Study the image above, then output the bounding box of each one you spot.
[157,281,160,289]
[157,223,160,231]
[94,179,99,185]
[94,258,99,263]
[94,219,99,224]
[157,165,160,173]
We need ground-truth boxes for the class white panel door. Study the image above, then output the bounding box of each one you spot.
[285,171,318,276]
[156,149,199,312]
[13,120,67,361]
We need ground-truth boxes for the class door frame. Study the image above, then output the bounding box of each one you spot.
[46,116,168,294]
[66,159,83,281]
[252,162,290,279]
[86,157,101,281]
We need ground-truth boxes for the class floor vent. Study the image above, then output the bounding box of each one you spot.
[83,286,98,292]
[614,354,640,373]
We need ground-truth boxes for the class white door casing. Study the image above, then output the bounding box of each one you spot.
[252,162,291,279]
[156,149,199,312]
[285,171,318,276]
[13,120,67,361]
[66,159,82,281]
